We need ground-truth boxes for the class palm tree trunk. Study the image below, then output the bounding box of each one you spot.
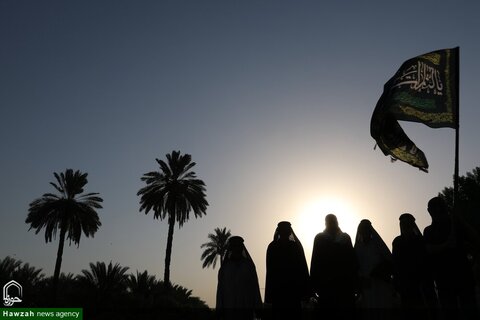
[164,214,175,287]
[52,229,66,303]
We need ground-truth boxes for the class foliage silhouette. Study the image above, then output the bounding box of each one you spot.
[439,166,480,236]
[13,262,45,286]
[77,261,130,302]
[40,272,79,305]
[0,255,23,284]
[127,270,158,298]
[201,227,231,269]
[25,169,103,301]
[0,256,45,306]
[138,151,208,286]
[1,256,213,319]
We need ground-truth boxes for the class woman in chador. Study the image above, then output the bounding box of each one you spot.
[265,221,310,320]
[354,219,397,319]
[216,236,263,320]
[423,197,478,320]
[310,214,358,319]
[392,213,437,319]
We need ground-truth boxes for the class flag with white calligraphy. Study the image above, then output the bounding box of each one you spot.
[370,47,458,172]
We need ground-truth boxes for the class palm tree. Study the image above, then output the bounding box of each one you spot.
[14,262,45,286]
[77,261,129,308]
[126,270,157,298]
[138,151,208,286]
[200,227,231,269]
[77,261,130,295]
[0,256,45,305]
[25,169,103,300]
[0,256,22,284]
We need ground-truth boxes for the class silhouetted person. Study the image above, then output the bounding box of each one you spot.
[265,221,310,320]
[311,214,358,319]
[216,236,263,320]
[392,213,437,319]
[354,219,396,320]
[423,197,478,320]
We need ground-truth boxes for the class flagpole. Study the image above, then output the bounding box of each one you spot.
[453,47,460,215]
[452,47,480,250]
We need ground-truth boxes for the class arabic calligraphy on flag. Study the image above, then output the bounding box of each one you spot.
[370,47,458,172]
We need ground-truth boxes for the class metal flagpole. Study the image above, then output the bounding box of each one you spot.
[453,47,460,215]
[452,47,480,251]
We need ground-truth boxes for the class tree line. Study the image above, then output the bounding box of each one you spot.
[0,256,211,319]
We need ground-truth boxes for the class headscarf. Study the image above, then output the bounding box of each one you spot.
[266,221,310,303]
[273,221,304,249]
[217,235,263,315]
[355,219,391,259]
[399,213,422,237]
[222,236,254,264]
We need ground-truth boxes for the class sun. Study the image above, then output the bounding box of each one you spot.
[294,197,360,258]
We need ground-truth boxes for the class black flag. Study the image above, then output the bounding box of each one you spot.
[370,47,458,172]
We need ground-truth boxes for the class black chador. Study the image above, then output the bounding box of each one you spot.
[423,197,478,320]
[310,214,358,318]
[216,236,263,320]
[265,221,310,320]
[393,213,437,319]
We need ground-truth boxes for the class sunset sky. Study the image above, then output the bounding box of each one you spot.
[1,0,480,307]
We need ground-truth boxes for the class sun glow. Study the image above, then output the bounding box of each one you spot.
[295,197,360,262]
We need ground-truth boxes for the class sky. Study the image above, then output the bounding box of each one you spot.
[1,0,480,308]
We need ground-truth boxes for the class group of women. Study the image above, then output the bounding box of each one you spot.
[215,197,478,320]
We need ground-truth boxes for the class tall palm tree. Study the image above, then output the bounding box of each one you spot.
[200,227,231,269]
[25,169,102,300]
[138,151,208,286]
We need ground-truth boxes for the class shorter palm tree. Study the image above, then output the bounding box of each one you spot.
[77,261,129,307]
[78,261,130,294]
[0,256,44,285]
[0,256,45,306]
[170,284,193,302]
[14,262,45,286]
[127,270,157,298]
[0,256,22,284]
[200,227,231,269]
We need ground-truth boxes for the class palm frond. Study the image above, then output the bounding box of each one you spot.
[25,169,103,245]
[77,261,129,293]
[200,227,231,269]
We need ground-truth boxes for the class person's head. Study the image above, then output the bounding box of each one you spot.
[325,214,339,233]
[399,213,420,238]
[357,219,373,242]
[427,197,448,221]
[227,236,245,260]
[277,221,292,240]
